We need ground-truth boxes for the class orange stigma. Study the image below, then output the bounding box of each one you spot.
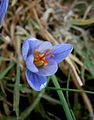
[34,49,53,68]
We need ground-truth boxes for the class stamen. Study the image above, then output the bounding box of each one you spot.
[34,61,44,67]
[34,49,53,68]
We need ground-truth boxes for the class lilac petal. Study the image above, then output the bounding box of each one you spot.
[22,38,42,61]
[26,69,47,91]
[0,0,9,24]
[36,42,52,53]
[52,44,73,63]
[26,55,38,73]
[37,59,58,76]
[22,39,30,61]
[29,38,43,54]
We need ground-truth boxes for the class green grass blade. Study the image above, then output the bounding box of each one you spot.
[0,62,15,80]
[42,95,61,105]
[51,75,73,120]
[47,87,94,94]
[71,18,94,26]
[13,64,20,119]
[66,74,76,120]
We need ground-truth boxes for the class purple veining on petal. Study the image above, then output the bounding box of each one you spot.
[52,44,73,63]
[36,41,52,53]
[26,69,47,91]
[29,38,43,54]
[26,54,38,72]
[37,59,58,76]
[22,39,30,61]
[22,38,42,61]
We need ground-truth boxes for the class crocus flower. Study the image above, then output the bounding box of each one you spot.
[22,38,73,91]
[0,0,9,24]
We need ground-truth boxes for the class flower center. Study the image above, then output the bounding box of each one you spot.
[34,49,53,68]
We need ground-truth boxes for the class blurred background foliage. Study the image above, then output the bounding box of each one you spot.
[0,0,94,120]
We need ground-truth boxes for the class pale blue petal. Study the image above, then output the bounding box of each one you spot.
[36,42,52,53]
[0,0,9,24]
[53,44,73,63]
[37,59,58,76]
[26,69,47,91]
[29,38,43,54]
[22,38,42,61]
[26,55,38,72]
[22,39,29,61]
